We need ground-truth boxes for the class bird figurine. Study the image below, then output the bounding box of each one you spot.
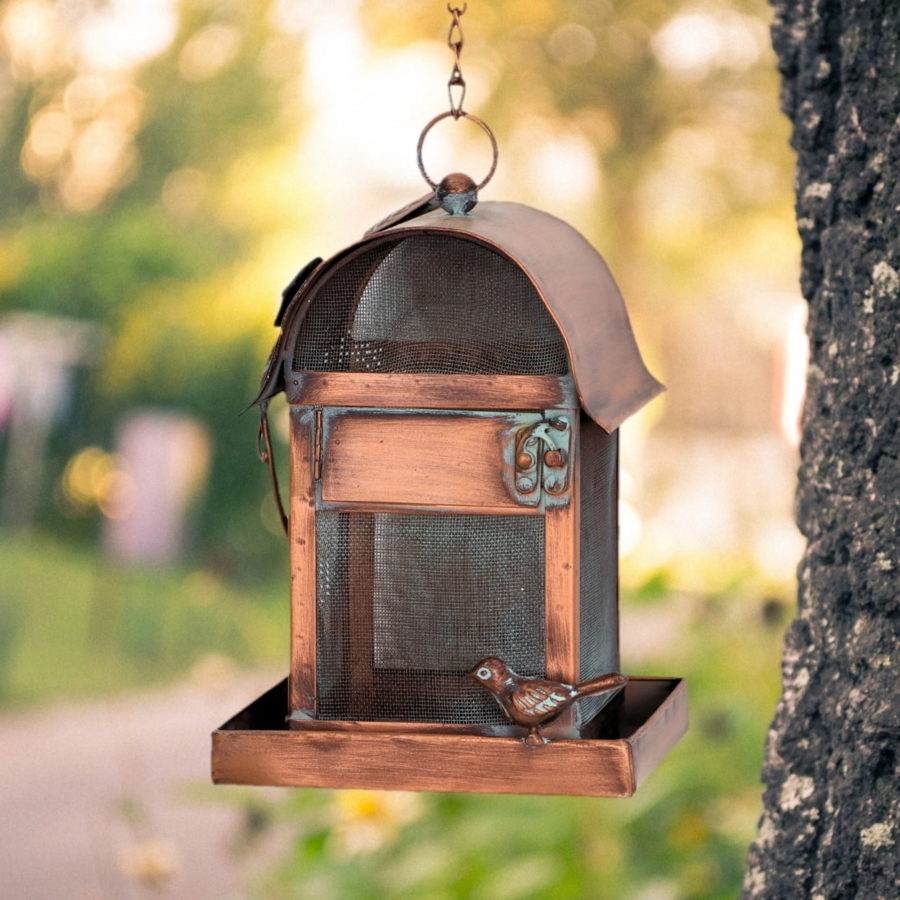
[469,657,628,746]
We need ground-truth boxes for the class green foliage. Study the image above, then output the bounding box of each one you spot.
[0,532,287,705]
[0,0,302,576]
[360,0,794,301]
[4,209,218,318]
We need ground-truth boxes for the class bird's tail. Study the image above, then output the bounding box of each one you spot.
[575,672,628,699]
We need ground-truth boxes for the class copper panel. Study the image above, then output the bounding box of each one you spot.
[319,410,533,509]
[288,372,576,410]
[288,408,317,715]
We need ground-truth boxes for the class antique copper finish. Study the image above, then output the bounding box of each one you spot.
[513,415,571,499]
[212,184,684,797]
[264,202,664,432]
[389,204,665,430]
[213,677,687,797]
[436,172,478,215]
[363,192,440,236]
[544,449,566,467]
[212,0,683,799]
[470,656,628,746]
[287,372,578,414]
[361,173,478,236]
[318,408,550,512]
[313,408,323,481]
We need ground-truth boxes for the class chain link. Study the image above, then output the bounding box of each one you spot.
[415,2,498,192]
[446,4,467,118]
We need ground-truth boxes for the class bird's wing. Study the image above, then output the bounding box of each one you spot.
[511,682,575,719]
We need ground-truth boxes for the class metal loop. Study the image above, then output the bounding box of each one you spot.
[447,65,466,118]
[416,111,498,191]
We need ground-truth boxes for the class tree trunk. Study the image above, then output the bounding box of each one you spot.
[743,2,899,897]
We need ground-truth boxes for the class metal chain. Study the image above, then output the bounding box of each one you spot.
[416,2,498,192]
[446,4,467,118]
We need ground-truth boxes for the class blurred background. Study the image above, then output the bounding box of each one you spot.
[0,0,804,897]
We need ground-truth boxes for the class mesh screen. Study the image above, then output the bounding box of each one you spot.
[293,235,569,375]
[578,419,620,723]
[315,512,545,723]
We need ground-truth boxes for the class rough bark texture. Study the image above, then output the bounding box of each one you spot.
[743,2,900,898]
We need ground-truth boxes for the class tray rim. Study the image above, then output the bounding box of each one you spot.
[212,676,687,797]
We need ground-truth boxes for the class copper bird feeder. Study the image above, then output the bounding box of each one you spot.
[212,7,686,797]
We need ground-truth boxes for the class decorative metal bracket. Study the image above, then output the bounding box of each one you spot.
[513,415,570,503]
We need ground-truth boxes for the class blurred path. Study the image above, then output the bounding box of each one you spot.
[0,671,286,899]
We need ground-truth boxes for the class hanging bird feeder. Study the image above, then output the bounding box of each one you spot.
[212,5,686,797]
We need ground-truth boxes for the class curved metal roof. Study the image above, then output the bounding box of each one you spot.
[267,200,663,431]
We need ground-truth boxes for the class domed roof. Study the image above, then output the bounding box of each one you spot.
[263,200,663,431]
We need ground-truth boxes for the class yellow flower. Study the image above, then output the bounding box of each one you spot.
[119,838,179,887]
[328,790,423,857]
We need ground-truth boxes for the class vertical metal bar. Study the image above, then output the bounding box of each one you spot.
[314,407,323,481]
[542,409,580,735]
[289,407,318,715]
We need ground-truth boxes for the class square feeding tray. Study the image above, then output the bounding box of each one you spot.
[212,676,687,797]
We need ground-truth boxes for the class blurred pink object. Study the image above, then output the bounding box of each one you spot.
[103,412,210,564]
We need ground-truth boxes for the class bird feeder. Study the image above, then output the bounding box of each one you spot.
[213,4,684,796]
[211,198,687,797]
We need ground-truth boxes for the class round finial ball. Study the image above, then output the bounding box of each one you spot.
[436,173,478,215]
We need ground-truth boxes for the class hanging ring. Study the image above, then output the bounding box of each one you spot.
[416,111,499,191]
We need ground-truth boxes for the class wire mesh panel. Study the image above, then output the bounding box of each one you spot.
[578,418,619,723]
[315,511,546,724]
[293,234,569,375]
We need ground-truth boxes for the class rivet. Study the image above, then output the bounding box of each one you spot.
[516,452,533,469]
[517,477,535,493]
[544,449,566,468]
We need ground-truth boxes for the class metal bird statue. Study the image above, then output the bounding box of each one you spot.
[469,657,628,746]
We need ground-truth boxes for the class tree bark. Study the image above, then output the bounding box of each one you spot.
[744,2,899,897]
